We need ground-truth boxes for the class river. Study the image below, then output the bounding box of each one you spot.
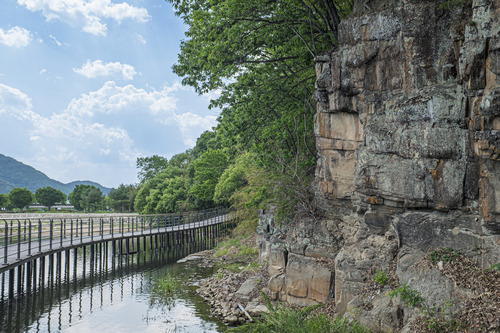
[0,242,227,333]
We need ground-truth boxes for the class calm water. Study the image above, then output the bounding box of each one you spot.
[0,244,227,333]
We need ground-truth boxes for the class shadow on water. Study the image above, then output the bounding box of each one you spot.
[0,240,227,333]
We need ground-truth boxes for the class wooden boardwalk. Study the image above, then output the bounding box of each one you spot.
[0,210,230,274]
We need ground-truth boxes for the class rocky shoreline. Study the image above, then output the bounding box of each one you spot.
[180,248,270,326]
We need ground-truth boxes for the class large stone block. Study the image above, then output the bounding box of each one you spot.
[319,149,357,199]
[268,249,287,276]
[316,111,364,142]
[480,159,500,216]
[283,253,333,305]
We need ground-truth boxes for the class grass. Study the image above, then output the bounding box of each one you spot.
[229,293,370,333]
[488,263,500,272]
[151,274,180,297]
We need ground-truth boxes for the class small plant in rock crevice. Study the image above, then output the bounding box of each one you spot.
[373,269,389,286]
[429,248,460,264]
[488,263,500,272]
[388,283,464,332]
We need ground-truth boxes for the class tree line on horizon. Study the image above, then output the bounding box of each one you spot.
[0,184,137,213]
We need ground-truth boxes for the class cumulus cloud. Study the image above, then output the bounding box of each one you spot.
[0,26,32,48]
[74,60,138,80]
[0,84,37,120]
[0,82,218,185]
[17,0,150,36]
[174,112,218,146]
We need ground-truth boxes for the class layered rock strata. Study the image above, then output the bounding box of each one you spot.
[258,0,500,331]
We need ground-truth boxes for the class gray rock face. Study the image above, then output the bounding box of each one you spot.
[258,0,500,331]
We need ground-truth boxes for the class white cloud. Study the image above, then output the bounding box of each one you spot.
[49,34,62,46]
[174,112,218,146]
[0,82,218,186]
[0,26,32,48]
[40,69,47,75]
[18,0,150,36]
[136,33,146,44]
[0,84,37,120]
[74,60,138,80]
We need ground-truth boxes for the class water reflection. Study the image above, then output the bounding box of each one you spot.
[0,241,226,333]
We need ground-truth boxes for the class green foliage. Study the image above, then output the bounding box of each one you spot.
[69,185,104,212]
[230,293,369,333]
[35,186,66,210]
[108,184,137,212]
[135,165,189,214]
[9,187,34,210]
[389,283,464,332]
[136,155,169,184]
[439,0,467,10]
[151,274,180,297]
[488,263,500,272]
[213,153,248,205]
[0,194,9,209]
[373,270,389,286]
[189,149,229,203]
[429,248,460,264]
[191,130,221,158]
[389,283,425,308]
[166,0,354,221]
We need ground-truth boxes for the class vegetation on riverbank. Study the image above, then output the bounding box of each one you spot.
[230,298,369,333]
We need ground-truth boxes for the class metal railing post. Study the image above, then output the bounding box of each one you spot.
[60,219,63,248]
[28,220,32,256]
[49,219,53,250]
[4,222,8,265]
[17,220,21,260]
[38,219,42,253]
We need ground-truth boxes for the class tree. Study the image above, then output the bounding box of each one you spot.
[168,0,352,163]
[9,187,33,210]
[136,155,169,184]
[0,194,9,210]
[69,185,87,210]
[214,153,249,205]
[108,184,137,212]
[189,149,229,205]
[35,187,66,210]
[167,0,353,220]
[69,185,104,212]
[81,186,104,212]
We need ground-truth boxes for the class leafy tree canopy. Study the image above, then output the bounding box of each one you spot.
[137,155,169,184]
[168,0,353,171]
[35,187,66,210]
[0,194,9,209]
[69,185,104,212]
[108,184,137,212]
[9,187,34,210]
[189,149,229,203]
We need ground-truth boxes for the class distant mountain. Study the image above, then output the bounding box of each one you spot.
[0,154,112,195]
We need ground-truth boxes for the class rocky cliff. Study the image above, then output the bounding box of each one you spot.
[258,0,500,331]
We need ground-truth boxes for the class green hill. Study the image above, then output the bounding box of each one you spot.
[0,154,111,195]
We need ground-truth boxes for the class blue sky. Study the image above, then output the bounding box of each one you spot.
[0,0,219,188]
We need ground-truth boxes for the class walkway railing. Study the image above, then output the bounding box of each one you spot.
[0,208,227,268]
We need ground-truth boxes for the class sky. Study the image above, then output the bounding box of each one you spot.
[0,0,219,189]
